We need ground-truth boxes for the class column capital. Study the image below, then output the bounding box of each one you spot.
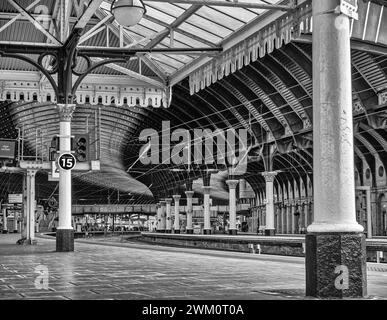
[173,195,181,201]
[185,190,194,198]
[164,198,172,204]
[26,169,38,177]
[202,186,211,194]
[262,171,277,182]
[57,104,76,122]
[226,179,239,189]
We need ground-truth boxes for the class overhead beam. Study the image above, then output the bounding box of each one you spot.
[144,14,216,48]
[72,0,88,18]
[95,5,168,82]
[0,0,41,34]
[0,13,101,25]
[73,0,105,29]
[143,0,294,11]
[169,0,300,85]
[6,0,62,45]
[78,46,222,56]
[136,54,167,84]
[145,5,202,49]
[79,14,113,44]
[59,0,73,41]
[91,58,165,88]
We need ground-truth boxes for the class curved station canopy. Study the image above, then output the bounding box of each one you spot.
[0,0,386,206]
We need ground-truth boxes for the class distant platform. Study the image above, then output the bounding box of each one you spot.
[139,233,387,262]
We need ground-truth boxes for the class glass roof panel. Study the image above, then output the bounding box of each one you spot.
[171,30,211,48]
[137,19,166,33]
[206,6,259,21]
[125,24,157,39]
[195,7,245,30]
[144,2,186,18]
[185,15,233,38]
[153,54,187,69]
[179,22,223,44]
[143,5,177,24]
[158,36,193,50]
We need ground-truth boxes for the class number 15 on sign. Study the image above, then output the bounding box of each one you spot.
[58,153,76,171]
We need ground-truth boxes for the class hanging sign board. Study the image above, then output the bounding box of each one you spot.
[340,0,358,20]
[0,140,15,159]
[8,194,22,204]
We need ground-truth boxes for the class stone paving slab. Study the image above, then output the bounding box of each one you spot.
[0,234,386,300]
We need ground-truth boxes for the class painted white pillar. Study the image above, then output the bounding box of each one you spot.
[26,169,37,243]
[262,171,277,236]
[56,104,75,251]
[291,203,296,234]
[2,208,7,233]
[14,211,19,233]
[21,173,27,238]
[160,200,166,232]
[58,121,72,230]
[281,204,287,234]
[276,207,281,233]
[156,203,162,232]
[165,198,172,233]
[185,191,194,234]
[173,195,181,233]
[287,204,292,234]
[202,186,211,234]
[309,1,362,234]
[226,180,239,235]
[306,0,366,298]
[304,203,308,229]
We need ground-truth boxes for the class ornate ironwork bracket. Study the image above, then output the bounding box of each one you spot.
[0,28,135,105]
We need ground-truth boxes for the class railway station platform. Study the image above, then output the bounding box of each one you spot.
[0,233,386,300]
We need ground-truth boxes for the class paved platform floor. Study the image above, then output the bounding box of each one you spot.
[0,233,386,300]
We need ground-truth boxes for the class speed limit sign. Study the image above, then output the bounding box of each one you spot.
[58,153,76,171]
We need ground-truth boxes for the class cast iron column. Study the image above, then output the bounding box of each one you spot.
[226,179,239,235]
[165,198,172,233]
[173,195,181,233]
[25,169,37,244]
[185,191,194,234]
[156,203,162,232]
[56,104,76,252]
[262,171,277,236]
[160,200,166,233]
[306,0,366,298]
[202,186,211,234]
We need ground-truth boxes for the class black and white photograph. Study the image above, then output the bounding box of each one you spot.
[0,0,386,314]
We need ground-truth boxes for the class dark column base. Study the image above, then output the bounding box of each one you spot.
[306,232,367,298]
[157,230,166,233]
[186,229,193,234]
[174,230,180,234]
[17,238,37,245]
[265,229,275,236]
[165,230,172,233]
[56,229,74,252]
[203,229,212,235]
[228,229,238,235]
[2,230,8,234]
